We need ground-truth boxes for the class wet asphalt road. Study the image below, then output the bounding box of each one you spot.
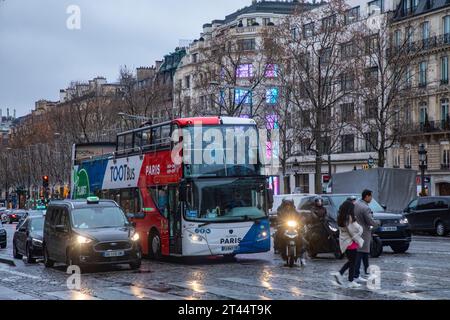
[0,223,449,300]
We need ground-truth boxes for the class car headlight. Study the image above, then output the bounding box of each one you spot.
[32,238,43,246]
[400,218,409,225]
[76,235,93,244]
[131,232,140,242]
[287,220,298,228]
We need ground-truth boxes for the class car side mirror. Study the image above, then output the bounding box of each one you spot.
[381,204,387,211]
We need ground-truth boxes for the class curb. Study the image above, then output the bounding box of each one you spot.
[0,255,15,267]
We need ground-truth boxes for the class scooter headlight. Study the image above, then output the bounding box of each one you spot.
[287,220,298,228]
[328,225,338,232]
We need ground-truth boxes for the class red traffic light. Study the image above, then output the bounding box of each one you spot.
[43,176,49,181]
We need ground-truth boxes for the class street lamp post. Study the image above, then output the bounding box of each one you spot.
[418,144,428,197]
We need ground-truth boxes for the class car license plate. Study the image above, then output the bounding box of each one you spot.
[103,250,125,258]
[381,227,397,232]
[222,246,237,252]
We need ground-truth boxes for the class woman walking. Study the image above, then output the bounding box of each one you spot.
[332,200,364,288]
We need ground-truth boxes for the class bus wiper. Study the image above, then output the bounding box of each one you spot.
[199,222,213,227]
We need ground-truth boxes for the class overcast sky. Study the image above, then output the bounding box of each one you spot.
[0,0,251,117]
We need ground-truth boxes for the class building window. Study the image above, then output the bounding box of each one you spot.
[341,41,355,58]
[263,18,271,26]
[301,110,311,127]
[192,53,198,63]
[419,61,427,87]
[368,0,383,16]
[441,57,449,85]
[444,16,450,44]
[341,103,355,122]
[345,7,360,25]
[320,48,332,65]
[247,18,256,27]
[419,103,428,125]
[394,30,401,48]
[238,39,256,51]
[303,23,315,38]
[365,132,378,152]
[442,99,449,124]
[266,88,279,104]
[236,64,254,78]
[365,66,379,85]
[365,34,378,55]
[291,27,300,41]
[185,76,191,89]
[365,99,378,119]
[422,21,430,45]
[404,104,412,125]
[234,89,252,105]
[393,148,401,168]
[406,27,414,48]
[443,147,450,169]
[322,15,336,31]
[405,65,412,88]
[405,147,412,169]
[341,73,354,92]
[341,135,355,153]
[265,64,279,78]
[266,114,279,130]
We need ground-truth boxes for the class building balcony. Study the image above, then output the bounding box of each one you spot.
[389,34,450,57]
[402,120,450,136]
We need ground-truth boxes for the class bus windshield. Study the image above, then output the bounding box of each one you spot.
[185,178,267,223]
[71,207,128,229]
[183,125,260,178]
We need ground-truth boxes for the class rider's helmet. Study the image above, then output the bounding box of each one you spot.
[314,196,323,207]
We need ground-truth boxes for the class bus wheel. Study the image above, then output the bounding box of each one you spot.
[149,231,162,260]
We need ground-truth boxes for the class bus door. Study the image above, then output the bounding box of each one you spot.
[168,185,182,254]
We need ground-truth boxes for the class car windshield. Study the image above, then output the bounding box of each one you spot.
[330,195,385,213]
[185,178,267,222]
[30,217,44,232]
[71,207,128,229]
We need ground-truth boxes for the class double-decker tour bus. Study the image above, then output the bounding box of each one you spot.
[71,117,273,259]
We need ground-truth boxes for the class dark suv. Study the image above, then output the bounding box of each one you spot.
[404,197,450,236]
[300,195,412,254]
[43,197,142,271]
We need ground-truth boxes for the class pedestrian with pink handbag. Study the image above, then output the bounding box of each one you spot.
[331,200,364,288]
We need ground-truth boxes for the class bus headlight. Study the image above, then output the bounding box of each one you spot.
[131,232,140,242]
[32,238,43,246]
[188,232,205,244]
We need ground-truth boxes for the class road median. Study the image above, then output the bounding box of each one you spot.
[0,255,16,267]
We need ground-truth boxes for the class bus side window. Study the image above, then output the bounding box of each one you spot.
[141,129,152,150]
[117,135,125,152]
[160,125,171,149]
[152,127,161,150]
[149,186,169,218]
[134,131,143,151]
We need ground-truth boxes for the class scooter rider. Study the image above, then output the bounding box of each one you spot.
[311,197,328,222]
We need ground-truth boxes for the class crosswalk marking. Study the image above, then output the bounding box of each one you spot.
[45,290,101,300]
[109,286,186,300]
[220,277,359,300]
[170,281,271,300]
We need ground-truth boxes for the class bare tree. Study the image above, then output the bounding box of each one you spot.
[264,0,354,193]
[351,14,414,167]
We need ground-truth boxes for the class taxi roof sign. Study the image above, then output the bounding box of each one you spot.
[87,196,100,204]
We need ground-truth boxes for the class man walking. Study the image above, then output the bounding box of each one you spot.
[353,190,379,282]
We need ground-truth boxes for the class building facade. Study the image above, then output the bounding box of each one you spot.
[390,0,450,196]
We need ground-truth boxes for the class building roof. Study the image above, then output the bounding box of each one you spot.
[207,0,320,26]
[393,0,450,22]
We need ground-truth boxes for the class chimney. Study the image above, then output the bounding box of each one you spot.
[13,109,16,119]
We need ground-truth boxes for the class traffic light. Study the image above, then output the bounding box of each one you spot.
[42,176,49,188]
